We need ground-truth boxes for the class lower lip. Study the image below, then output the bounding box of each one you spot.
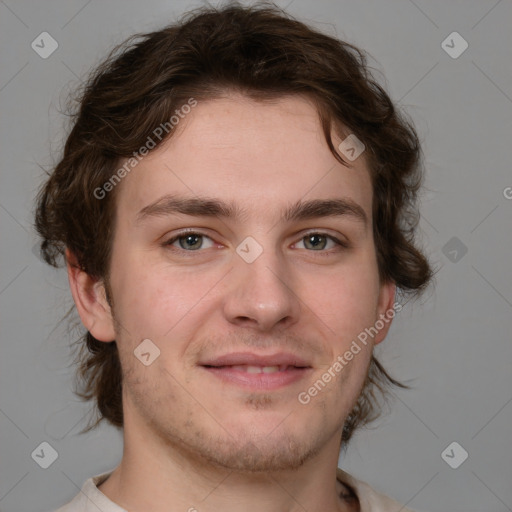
[201,366,311,390]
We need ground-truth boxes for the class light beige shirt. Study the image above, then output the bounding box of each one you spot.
[54,468,415,512]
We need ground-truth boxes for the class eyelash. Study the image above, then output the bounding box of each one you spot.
[162,230,349,255]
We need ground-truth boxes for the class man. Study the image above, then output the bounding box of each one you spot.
[35,3,432,511]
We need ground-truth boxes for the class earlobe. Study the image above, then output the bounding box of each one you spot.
[373,280,397,345]
[65,248,116,342]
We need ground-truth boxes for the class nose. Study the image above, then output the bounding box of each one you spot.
[222,247,301,332]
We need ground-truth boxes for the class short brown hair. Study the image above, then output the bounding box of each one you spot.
[35,1,433,443]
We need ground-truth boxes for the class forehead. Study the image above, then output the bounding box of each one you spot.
[115,94,373,222]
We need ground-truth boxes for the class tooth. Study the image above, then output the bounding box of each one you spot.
[262,366,280,373]
[228,365,283,373]
[246,366,263,373]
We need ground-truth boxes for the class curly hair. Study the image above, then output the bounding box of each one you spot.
[34,1,433,444]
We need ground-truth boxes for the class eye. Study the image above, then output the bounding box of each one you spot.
[164,232,215,251]
[295,232,347,251]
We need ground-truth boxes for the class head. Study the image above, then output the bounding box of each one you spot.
[35,2,432,470]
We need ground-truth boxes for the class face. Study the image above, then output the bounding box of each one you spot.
[101,93,394,472]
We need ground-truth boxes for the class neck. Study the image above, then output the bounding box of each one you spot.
[99,418,353,512]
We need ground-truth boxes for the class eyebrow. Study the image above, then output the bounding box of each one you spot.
[136,194,368,227]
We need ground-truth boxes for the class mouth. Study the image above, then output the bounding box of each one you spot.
[210,364,299,373]
[199,352,313,391]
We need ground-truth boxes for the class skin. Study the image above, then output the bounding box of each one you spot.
[67,93,396,512]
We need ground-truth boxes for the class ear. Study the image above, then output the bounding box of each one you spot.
[373,280,397,345]
[65,248,116,342]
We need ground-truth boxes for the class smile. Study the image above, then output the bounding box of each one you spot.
[198,352,313,390]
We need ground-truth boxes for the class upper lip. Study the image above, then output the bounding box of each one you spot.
[199,352,312,368]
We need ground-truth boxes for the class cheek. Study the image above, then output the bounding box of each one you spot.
[110,256,217,348]
[308,258,380,337]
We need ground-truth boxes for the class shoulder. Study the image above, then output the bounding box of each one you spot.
[52,471,126,512]
[337,467,417,512]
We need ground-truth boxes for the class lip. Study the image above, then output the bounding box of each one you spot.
[199,351,311,368]
[199,352,312,391]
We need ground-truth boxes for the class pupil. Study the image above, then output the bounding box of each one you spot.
[307,234,325,250]
[181,234,201,249]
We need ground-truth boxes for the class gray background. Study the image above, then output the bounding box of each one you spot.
[1,1,511,511]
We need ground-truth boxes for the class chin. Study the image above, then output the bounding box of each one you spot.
[198,434,320,473]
